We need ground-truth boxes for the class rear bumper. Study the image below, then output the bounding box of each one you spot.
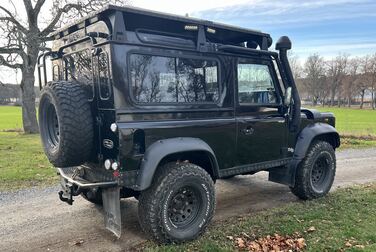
[57,167,118,205]
[58,168,118,188]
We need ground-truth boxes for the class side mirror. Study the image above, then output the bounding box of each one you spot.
[284,87,292,106]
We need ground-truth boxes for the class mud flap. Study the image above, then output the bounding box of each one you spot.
[102,187,122,238]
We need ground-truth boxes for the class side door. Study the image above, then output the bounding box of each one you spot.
[235,58,288,166]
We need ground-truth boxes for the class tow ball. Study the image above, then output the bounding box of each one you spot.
[58,190,73,205]
[58,184,81,205]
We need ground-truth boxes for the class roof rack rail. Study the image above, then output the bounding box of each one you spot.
[51,5,273,51]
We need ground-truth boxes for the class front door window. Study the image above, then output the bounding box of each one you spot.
[238,64,278,105]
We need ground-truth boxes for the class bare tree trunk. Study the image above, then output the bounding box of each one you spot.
[360,90,365,109]
[330,91,335,107]
[20,46,39,134]
[20,71,39,133]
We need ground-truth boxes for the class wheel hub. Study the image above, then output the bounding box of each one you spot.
[168,186,200,227]
[311,155,330,187]
[46,104,60,148]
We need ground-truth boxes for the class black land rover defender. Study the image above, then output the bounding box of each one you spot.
[38,5,340,243]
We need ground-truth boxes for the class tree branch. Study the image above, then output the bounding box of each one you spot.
[0,55,22,69]
[0,47,23,54]
[41,3,82,36]
[34,0,46,16]
[0,6,27,33]
[22,0,35,25]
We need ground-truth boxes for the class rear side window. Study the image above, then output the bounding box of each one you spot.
[63,49,94,99]
[98,52,111,100]
[129,54,219,103]
[64,49,92,84]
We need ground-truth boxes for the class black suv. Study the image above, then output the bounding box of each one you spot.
[38,5,340,243]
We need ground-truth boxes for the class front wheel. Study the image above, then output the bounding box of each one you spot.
[290,140,336,200]
[138,162,216,243]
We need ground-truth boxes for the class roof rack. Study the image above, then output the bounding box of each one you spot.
[51,5,273,50]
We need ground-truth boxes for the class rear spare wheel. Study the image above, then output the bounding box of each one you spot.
[39,81,94,167]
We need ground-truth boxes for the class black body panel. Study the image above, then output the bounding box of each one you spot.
[44,5,339,191]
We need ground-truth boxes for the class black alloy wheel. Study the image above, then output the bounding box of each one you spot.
[167,186,201,228]
[310,153,332,193]
[45,103,60,150]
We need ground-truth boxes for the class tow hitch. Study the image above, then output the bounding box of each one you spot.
[58,188,74,205]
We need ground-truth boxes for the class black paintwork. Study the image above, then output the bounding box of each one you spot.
[41,5,340,191]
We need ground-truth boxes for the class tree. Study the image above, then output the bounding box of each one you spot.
[326,53,348,107]
[0,0,125,133]
[288,52,303,80]
[303,54,326,106]
[343,57,360,107]
[365,54,376,109]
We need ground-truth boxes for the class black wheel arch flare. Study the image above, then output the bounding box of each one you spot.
[135,137,219,191]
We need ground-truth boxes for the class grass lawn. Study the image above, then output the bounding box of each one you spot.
[0,105,23,131]
[0,106,57,191]
[310,106,376,136]
[141,183,376,252]
[0,132,56,191]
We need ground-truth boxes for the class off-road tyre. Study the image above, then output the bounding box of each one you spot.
[39,81,94,167]
[290,140,336,200]
[138,162,216,244]
[81,188,103,205]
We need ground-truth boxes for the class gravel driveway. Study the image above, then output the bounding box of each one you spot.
[1,147,375,252]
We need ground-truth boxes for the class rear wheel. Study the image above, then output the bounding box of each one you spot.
[290,140,336,200]
[138,162,215,243]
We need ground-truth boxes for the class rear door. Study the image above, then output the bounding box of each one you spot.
[92,48,117,162]
[235,58,288,165]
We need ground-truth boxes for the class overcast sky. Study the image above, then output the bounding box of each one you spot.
[1,0,375,84]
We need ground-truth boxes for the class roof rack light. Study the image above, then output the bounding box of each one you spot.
[184,25,198,31]
[206,27,216,34]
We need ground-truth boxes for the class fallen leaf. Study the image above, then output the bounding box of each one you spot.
[345,241,352,247]
[71,239,84,246]
[242,232,251,238]
[307,226,316,232]
[355,245,365,249]
[226,235,234,240]
[296,238,306,249]
[248,241,261,251]
[236,237,246,248]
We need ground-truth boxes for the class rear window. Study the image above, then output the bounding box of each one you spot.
[63,49,94,100]
[129,54,219,104]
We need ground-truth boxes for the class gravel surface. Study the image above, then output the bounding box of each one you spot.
[0,147,375,252]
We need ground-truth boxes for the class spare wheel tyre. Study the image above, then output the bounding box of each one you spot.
[38,81,94,167]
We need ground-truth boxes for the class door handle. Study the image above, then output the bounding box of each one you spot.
[241,127,254,135]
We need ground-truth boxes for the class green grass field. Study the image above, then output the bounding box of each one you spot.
[0,106,23,131]
[312,107,376,136]
[0,106,56,190]
[142,183,376,252]
[0,105,375,190]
